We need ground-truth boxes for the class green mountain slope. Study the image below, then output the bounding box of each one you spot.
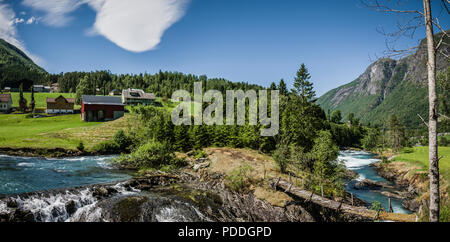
[317,33,450,128]
[0,38,47,89]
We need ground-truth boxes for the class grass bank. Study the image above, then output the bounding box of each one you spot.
[392,146,450,182]
[0,113,133,151]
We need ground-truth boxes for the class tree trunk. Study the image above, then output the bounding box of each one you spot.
[423,0,439,222]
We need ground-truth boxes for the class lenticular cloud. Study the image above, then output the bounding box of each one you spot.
[22,0,189,52]
[91,0,188,52]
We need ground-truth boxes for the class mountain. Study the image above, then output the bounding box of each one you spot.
[317,32,450,128]
[0,38,47,89]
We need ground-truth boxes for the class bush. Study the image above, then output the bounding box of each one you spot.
[193,149,207,159]
[370,201,383,213]
[273,144,290,173]
[401,147,414,153]
[381,156,390,164]
[226,162,254,193]
[439,137,449,147]
[114,129,133,152]
[93,140,120,154]
[77,141,85,152]
[115,140,175,169]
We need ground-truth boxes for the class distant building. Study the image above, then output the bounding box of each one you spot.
[33,85,50,93]
[0,94,12,113]
[109,89,121,96]
[81,95,125,122]
[3,87,11,92]
[46,95,75,114]
[50,83,59,93]
[122,88,156,106]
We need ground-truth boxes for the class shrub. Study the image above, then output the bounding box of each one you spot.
[193,149,207,159]
[381,156,390,164]
[93,140,119,154]
[226,162,254,193]
[401,147,414,153]
[77,141,85,152]
[273,144,290,173]
[115,140,175,169]
[439,136,449,147]
[114,129,133,152]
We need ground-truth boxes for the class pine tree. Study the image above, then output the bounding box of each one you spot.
[269,82,277,90]
[293,63,315,101]
[278,79,288,96]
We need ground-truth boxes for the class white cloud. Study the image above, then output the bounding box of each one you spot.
[22,0,84,27]
[26,16,37,24]
[0,2,43,65]
[14,17,24,24]
[22,0,189,52]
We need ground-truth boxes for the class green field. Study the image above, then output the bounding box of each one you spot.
[0,114,101,149]
[393,146,450,181]
[0,113,134,150]
[7,92,79,109]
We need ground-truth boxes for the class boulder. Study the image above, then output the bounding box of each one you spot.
[6,198,18,208]
[65,200,77,215]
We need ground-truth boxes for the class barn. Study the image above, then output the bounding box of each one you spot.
[81,95,125,122]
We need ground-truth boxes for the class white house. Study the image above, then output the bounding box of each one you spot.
[0,94,12,113]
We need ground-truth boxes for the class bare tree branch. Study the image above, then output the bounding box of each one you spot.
[442,0,450,14]
[439,113,450,120]
[418,114,429,128]
[362,0,424,15]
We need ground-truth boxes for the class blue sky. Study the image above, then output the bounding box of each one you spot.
[0,0,448,96]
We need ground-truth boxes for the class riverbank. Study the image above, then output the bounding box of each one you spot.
[370,147,450,221]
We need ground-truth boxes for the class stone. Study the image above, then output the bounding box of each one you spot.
[65,200,77,215]
[6,198,18,208]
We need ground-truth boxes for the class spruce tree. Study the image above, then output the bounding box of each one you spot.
[278,79,288,96]
[293,63,315,101]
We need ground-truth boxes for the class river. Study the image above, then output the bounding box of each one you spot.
[0,151,411,222]
[339,150,411,214]
[0,154,132,195]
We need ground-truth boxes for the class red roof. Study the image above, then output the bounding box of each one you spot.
[0,94,11,102]
[46,96,75,104]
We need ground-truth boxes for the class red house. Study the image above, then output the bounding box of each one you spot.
[81,95,125,122]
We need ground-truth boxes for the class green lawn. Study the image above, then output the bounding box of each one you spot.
[8,92,79,109]
[0,114,101,149]
[393,146,450,181]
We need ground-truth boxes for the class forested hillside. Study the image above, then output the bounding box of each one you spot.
[317,32,450,129]
[0,38,47,89]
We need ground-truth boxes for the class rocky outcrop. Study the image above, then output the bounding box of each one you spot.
[354,179,395,190]
[317,31,449,128]
[372,161,423,212]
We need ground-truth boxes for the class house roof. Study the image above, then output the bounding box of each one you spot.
[122,88,156,100]
[82,95,125,105]
[0,94,11,103]
[46,95,74,104]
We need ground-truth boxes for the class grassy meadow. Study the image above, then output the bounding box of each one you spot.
[393,146,450,182]
[0,113,133,150]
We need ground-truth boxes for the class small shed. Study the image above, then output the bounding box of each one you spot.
[81,95,125,122]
